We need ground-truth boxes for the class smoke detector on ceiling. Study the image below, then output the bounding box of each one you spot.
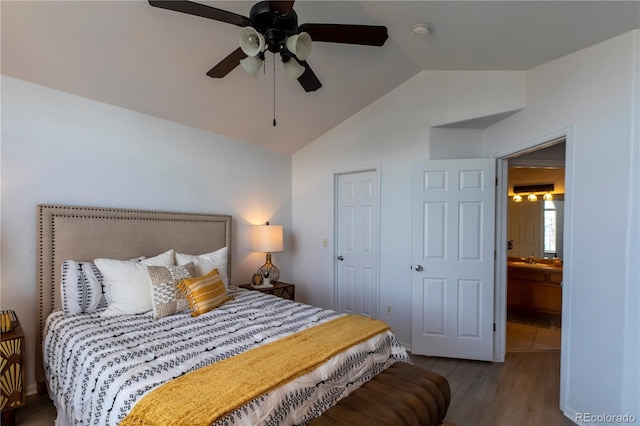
[412,24,432,37]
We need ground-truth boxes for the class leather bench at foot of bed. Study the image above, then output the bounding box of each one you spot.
[308,362,451,426]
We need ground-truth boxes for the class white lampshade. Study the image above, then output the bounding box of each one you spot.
[239,27,265,57]
[513,194,523,202]
[253,224,284,253]
[527,193,538,202]
[286,32,312,60]
[282,59,305,79]
[240,55,264,77]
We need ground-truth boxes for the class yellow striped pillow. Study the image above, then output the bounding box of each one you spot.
[177,268,232,316]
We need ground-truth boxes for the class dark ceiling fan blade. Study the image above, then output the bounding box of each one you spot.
[206,47,248,78]
[148,1,250,27]
[268,1,295,15]
[295,59,322,92]
[298,23,388,46]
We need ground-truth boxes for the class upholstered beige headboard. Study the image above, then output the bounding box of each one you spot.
[35,204,232,391]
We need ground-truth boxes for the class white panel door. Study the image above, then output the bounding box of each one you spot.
[336,170,379,318]
[412,159,496,361]
[508,200,542,257]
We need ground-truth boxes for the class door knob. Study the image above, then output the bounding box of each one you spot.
[337,256,344,261]
[414,265,424,271]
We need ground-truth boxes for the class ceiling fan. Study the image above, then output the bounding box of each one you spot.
[148,0,389,92]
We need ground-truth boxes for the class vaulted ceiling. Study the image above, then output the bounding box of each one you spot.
[2,1,638,153]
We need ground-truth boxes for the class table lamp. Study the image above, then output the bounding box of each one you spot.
[253,222,283,283]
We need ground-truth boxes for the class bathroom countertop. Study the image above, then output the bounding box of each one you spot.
[507,258,563,271]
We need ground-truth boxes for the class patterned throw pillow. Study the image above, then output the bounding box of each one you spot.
[177,268,232,317]
[61,261,106,314]
[147,263,195,320]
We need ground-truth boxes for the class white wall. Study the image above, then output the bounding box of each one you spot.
[484,30,639,422]
[429,128,484,159]
[4,27,637,420]
[291,70,527,345]
[0,76,293,394]
[293,29,639,422]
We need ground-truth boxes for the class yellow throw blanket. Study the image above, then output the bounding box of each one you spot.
[121,314,390,426]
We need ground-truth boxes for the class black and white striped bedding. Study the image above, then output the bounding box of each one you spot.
[44,287,410,426]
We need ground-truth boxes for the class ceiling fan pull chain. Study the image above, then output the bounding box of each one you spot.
[273,54,277,127]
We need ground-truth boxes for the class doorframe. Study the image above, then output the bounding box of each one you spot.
[492,126,574,410]
[332,164,382,318]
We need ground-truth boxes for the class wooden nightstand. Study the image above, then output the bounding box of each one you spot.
[239,282,295,301]
[1,311,26,426]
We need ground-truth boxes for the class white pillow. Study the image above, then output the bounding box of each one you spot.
[96,249,175,316]
[175,247,229,288]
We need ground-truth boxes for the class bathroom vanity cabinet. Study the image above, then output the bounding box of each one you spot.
[507,262,563,320]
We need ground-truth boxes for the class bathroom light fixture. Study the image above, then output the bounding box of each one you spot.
[544,193,553,201]
[513,184,554,203]
[513,194,523,202]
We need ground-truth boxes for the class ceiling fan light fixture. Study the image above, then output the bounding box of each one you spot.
[239,27,265,56]
[286,32,312,60]
[240,55,264,77]
[283,58,305,79]
[148,0,388,92]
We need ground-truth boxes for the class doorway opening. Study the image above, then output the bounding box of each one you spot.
[504,141,565,352]
[494,129,573,410]
[494,131,571,365]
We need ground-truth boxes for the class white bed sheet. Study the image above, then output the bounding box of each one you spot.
[44,287,410,426]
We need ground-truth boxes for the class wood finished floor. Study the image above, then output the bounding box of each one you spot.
[12,325,572,426]
[411,351,574,426]
[506,321,561,352]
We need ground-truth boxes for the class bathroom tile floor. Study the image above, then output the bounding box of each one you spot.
[507,321,561,352]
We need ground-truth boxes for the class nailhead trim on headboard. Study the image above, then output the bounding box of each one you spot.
[35,204,232,391]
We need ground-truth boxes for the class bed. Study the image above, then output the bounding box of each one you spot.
[36,204,449,425]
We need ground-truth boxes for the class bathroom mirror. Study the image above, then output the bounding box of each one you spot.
[507,142,566,259]
[508,194,564,259]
